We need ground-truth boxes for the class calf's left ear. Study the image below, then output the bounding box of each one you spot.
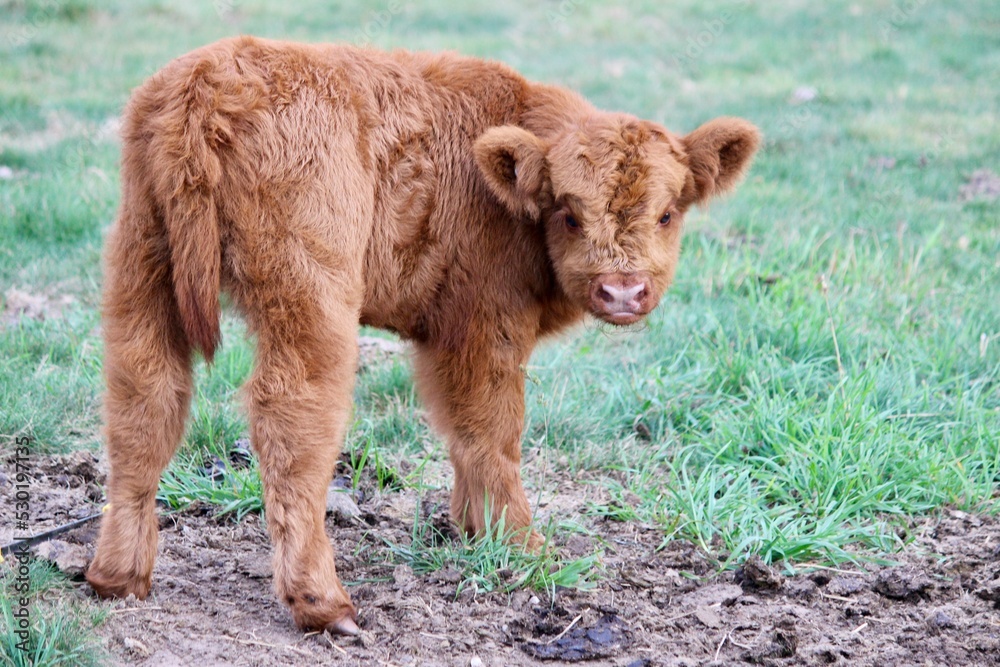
[473,126,548,220]
[680,117,761,208]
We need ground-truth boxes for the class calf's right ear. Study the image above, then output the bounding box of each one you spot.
[473,126,548,220]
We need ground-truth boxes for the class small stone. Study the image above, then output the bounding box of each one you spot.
[326,486,361,519]
[68,505,94,519]
[529,595,540,605]
[470,657,484,667]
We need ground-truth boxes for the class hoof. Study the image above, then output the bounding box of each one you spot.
[85,565,152,600]
[328,615,360,636]
[287,592,357,634]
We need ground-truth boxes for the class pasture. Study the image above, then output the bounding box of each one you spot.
[1,1,998,664]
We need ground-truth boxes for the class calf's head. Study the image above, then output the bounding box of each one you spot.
[474,115,760,325]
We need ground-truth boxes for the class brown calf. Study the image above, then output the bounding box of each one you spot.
[85,36,760,635]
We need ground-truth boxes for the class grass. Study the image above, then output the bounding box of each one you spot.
[156,460,265,521]
[0,559,107,667]
[346,432,406,494]
[387,501,601,599]
[1,0,998,661]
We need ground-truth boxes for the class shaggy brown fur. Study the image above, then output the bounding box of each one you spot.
[85,36,760,635]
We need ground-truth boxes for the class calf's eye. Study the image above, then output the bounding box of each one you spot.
[565,214,580,230]
[659,212,671,226]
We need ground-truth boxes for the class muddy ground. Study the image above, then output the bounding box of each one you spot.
[2,448,999,667]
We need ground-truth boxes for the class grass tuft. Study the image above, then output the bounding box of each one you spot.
[157,460,264,520]
[388,500,601,599]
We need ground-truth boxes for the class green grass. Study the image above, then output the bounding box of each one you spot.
[387,501,601,599]
[1,0,999,656]
[156,460,265,520]
[0,314,103,452]
[0,559,107,667]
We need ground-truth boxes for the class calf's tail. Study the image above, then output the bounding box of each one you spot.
[142,55,254,362]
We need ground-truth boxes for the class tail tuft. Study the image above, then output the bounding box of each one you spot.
[168,196,221,361]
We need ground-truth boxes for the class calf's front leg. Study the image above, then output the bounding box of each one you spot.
[413,340,541,549]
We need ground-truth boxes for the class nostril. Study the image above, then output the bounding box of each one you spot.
[621,283,644,303]
[597,286,615,304]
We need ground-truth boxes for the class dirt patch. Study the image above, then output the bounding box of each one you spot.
[0,450,105,545]
[2,287,77,326]
[357,335,407,370]
[2,452,999,666]
[960,168,1000,202]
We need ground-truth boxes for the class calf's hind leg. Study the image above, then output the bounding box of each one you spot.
[237,275,361,635]
[86,215,194,599]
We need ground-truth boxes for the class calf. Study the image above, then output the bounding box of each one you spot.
[85,36,759,635]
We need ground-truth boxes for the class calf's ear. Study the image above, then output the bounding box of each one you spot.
[680,117,761,208]
[473,126,548,220]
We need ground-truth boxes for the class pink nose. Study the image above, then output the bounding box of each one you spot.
[597,282,645,308]
[590,272,653,324]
